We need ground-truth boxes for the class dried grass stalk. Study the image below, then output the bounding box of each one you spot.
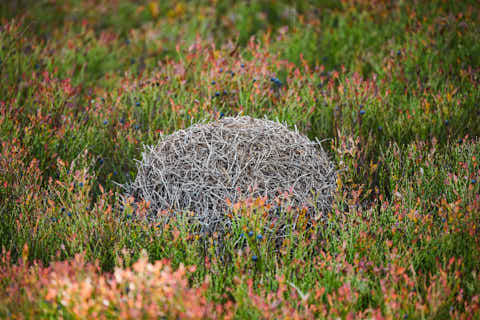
[120,116,336,235]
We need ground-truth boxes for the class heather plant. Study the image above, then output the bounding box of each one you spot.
[0,0,479,319]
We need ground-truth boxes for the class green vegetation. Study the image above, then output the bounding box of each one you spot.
[0,0,479,318]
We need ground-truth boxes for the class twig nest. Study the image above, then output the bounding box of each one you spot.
[121,116,336,233]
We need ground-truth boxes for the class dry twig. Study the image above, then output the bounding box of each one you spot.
[119,116,336,235]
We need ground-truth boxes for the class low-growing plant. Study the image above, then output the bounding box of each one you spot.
[0,0,479,318]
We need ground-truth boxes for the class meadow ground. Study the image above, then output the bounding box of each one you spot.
[0,0,479,318]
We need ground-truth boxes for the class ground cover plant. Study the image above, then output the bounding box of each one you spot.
[0,0,479,318]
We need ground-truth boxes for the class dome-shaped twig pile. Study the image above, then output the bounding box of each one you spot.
[120,116,336,234]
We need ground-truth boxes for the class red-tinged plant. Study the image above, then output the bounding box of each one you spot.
[0,248,223,319]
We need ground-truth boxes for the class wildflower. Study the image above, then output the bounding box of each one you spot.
[125,39,130,45]
[257,234,263,240]
[378,126,383,131]
[120,117,125,124]
[211,80,216,85]
[458,138,463,144]
[253,78,256,83]
[215,92,220,97]
[103,120,108,125]
[219,68,223,73]
[397,50,402,56]
[67,212,72,217]
[61,207,65,212]
[79,182,83,187]
[230,71,235,76]
[220,112,225,118]
[113,171,118,175]
[248,231,254,237]
[445,119,449,125]
[34,63,39,69]
[252,255,258,262]
[241,63,245,68]
[359,109,366,116]
[240,233,245,238]
[223,89,227,95]
[135,101,140,107]
[472,179,477,184]
[134,124,140,130]
[99,158,104,165]
[270,77,282,86]
[126,214,132,219]
[51,217,57,222]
